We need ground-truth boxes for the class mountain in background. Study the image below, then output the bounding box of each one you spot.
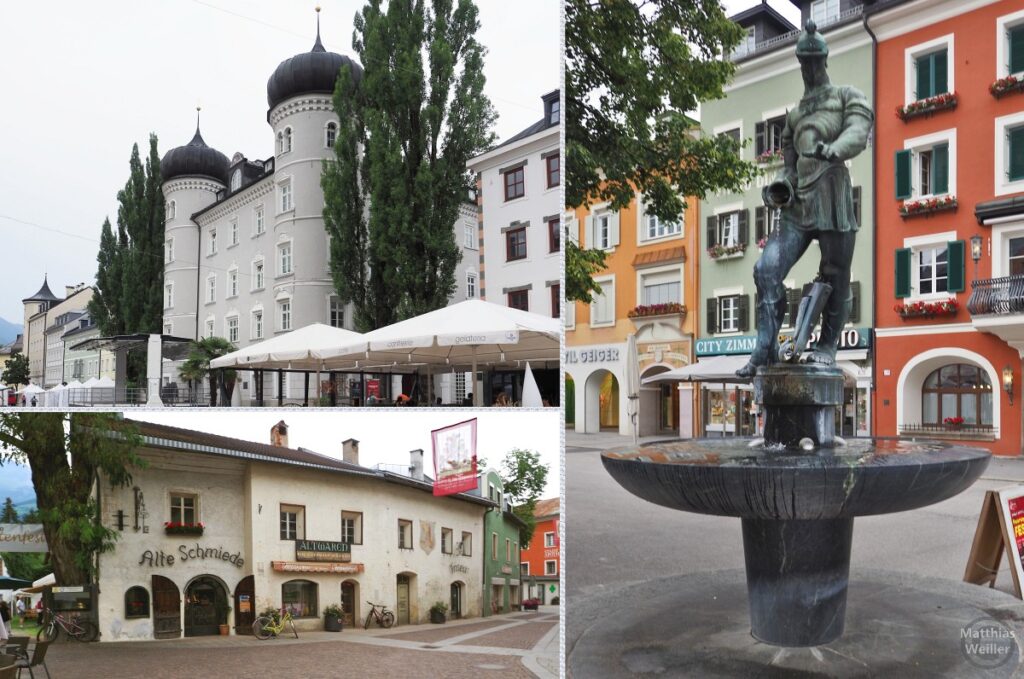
[0,317,22,345]
[0,463,37,518]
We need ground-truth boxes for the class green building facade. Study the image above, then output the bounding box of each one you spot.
[699,7,876,438]
[481,470,526,616]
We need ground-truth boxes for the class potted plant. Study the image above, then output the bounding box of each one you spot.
[218,604,232,635]
[944,416,965,430]
[323,604,344,632]
[429,601,448,624]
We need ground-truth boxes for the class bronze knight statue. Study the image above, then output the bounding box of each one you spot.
[736,21,874,378]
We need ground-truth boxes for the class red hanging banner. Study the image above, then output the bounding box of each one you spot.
[431,418,478,496]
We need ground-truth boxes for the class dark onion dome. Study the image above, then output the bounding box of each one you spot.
[266,29,363,112]
[161,125,230,185]
[22,275,61,303]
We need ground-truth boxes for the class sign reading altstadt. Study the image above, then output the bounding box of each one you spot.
[295,540,352,563]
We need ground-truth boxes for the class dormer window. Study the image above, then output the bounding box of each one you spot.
[284,127,293,154]
[230,169,242,192]
[549,100,560,124]
[326,122,337,148]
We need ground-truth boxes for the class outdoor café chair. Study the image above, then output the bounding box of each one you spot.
[1,638,28,661]
[14,639,50,679]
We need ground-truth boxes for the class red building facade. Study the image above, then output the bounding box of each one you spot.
[520,497,559,604]
[873,0,1024,455]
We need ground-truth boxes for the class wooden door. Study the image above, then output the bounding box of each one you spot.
[234,575,255,635]
[341,582,356,628]
[184,577,224,637]
[151,575,181,639]
[396,575,410,625]
[450,583,462,619]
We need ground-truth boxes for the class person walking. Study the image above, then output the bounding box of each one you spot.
[15,597,25,627]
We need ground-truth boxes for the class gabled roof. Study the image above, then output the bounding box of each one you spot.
[22,276,61,304]
[494,89,560,150]
[533,497,559,519]
[730,1,797,33]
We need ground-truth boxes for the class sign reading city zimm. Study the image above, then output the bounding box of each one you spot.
[965,486,1024,598]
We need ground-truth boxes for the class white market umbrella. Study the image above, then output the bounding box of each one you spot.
[316,300,561,406]
[625,333,641,444]
[522,362,542,407]
[210,323,364,370]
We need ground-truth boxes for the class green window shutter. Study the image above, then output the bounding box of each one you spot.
[848,281,861,324]
[738,209,749,245]
[916,54,932,99]
[755,122,766,157]
[1010,126,1024,181]
[1011,26,1024,74]
[852,186,862,227]
[706,216,718,248]
[934,49,948,95]
[754,291,761,329]
[755,207,765,243]
[737,295,750,332]
[947,240,965,293]
[706,298,718,334]
[932,143,949,195]
[785,288,801,327]
[895,248,912,298]
[895,150,912,199]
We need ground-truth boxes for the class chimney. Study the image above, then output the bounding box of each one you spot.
[270,421,289,448]
[342,438,359,466]
[409,449,424,481]
[65,285,76,297]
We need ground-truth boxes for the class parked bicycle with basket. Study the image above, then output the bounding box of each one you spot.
[252,607,299,640]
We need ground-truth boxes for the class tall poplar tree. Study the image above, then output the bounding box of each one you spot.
[322,0,495,331]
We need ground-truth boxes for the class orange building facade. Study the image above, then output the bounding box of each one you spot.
[872,0,1024,455]
[564,189,700,436]
[520,498,560,604]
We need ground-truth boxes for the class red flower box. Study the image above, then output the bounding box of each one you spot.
[164,522,205,536]
[899,196,957,219]
[896,92,958,121]
[991,75,1024,99]
[893,297,959,319]
[627,303,687,319]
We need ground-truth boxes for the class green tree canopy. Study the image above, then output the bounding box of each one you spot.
[179,337,237,407]
[322,0,496,331]
[1,497,17,522]
[2,353,30,387]
[499,448,549,545]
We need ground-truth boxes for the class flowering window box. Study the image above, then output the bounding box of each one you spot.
[757,237,768,250]
[991,75,1024,99]
[943,416,964,430]
[896,92,958,122]
[893,297,959,319]
[627,303,687,319]
[165,522,205,536]
[707,243,747,260]
[899,196,957,219]
[755,148,784,166]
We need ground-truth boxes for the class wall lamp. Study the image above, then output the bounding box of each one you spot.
[971,235,984,263]
[1004,366,1014,405]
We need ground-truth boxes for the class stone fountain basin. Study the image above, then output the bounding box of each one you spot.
[602,438,991,521]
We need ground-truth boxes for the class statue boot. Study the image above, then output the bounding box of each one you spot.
[736,298,786,378]
[806,293,849,366]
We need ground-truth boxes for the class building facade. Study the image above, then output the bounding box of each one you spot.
[520,497,559,604]
[95,419,490,641]
[696,2,876,438]
[480,470,524,616]
[565,184,700,437]
[21,280,93,387]
[873,0,1023,455]
[61,312,115,383]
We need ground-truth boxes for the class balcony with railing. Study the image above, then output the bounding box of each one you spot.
[966,274,1024,350]
[729,5,864,62]
[898,423,998,442]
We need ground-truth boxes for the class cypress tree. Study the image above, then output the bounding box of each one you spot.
[322,0,495,331]
[87,218,125,335]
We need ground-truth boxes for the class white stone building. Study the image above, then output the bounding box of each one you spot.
[95,419,489,641]
[20,279,92,387]
[61,312,115,382]
[468,90,561,318]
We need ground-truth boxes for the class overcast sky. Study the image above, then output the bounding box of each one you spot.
[0,0,560,323]
[130,410,561,499]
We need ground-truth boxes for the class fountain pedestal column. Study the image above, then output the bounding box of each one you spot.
[754,364,844,448]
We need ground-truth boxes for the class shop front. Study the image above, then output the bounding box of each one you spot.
[565,344,627,435]
[637,338,694,437]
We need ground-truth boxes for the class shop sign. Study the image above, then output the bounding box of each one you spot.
[296,540,351,563]
[0,523,47,553]
[52,586,84,593]
[432,418,478,496]
[272,561,364,574]
[544,548,558,558]
[695,328,871,357]
[239,595,251,614]
[500,565,513,575]
[565,346,620,365]
[450,564,469,575]
[139,544,245,568]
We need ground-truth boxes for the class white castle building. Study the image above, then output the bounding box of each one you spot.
[160,22,476,404]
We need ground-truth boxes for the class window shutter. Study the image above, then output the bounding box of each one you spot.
[706,297,719,334]
[852,186,862,227]
[755,121,766,157]
[585,215,594,249]
[738,209,749,245]
[1009,126,1024,181]
[755,206,765,242]
[848,281,861,324]
[1011,26,1024,75]
[609,211,621,247]
[895,248,912,298]
[934,50,948,95]
[915,54,930,99]
[706,215,718,248]
[947,240,965,293]
[754,291,761,329]
[895,150,912,200]
[786,288,801,327]
[932,143,949,195]
[738,295,750,332]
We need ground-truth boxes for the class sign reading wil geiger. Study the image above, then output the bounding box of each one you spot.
[295,540,351,563]
[139,544,245,569]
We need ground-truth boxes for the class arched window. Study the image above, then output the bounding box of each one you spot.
[230,169,242,192]
[922,363,993,426]
[166,200,176,220]
[284,127,293,153]
[276,131,284,155]
[125,586,150,618]
[326,122,337,148]
[282,579,318,618]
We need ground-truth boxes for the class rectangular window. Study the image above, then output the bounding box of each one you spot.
[252,310,264,339]
[591,279,615,325]
[506,537,511,561]
[228,270,238,297]
[464,221,476,249]
[1010,125,1024,182]
[912,143,949,197]
[461,531,472,557]
[255,206,265,235]
[282,581,317,618]
[549,99,560,124]
[506,227,527,261]
[521,562,530,576]
[641,270,681,306]
[551,283,560,319]
[170,493,196,524]
[165,238,174,263]
[1012,24,1024,75]
[492,532,498,560]
[205,319,215,338]
[644,213,682,240]
[915,49,948,100]
[1010,236,1024,276]
[548,217,560,253]
[280,182,293,212]
[442,527,453,554]
[503,166,525,201]
[508,289,529,311]
[279,243,293,275]
[595,213,612,249]
[811,0,840,27]
[467,272,477,299]
[208,228,217,255]
[329,296,345,328]
[230,219,238,246]
[253,261,265,290]
[227,316,238,343]
[398,519,413,549]
[206,276,216,304]
[720,295,740,333]
[719,212,738,247]
[732,26,755,58]
[917,246,948,295]
[279,300,292,331]
[756,114,786,157]
[546,154,560,188]
[544,532,555,548]
[545,560,557,576]
[341,511,362,544]
[280,504,304,540]
[164,283,173,309]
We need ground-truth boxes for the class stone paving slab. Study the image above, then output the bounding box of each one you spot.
[383,619,511,643]
[459,621,558,650]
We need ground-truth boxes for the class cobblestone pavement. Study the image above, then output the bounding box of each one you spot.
[40,608,561,679]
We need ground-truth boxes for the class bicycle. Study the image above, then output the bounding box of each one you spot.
[36,607,98,642]
[363,601,395,629]
[252,608,298,640]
